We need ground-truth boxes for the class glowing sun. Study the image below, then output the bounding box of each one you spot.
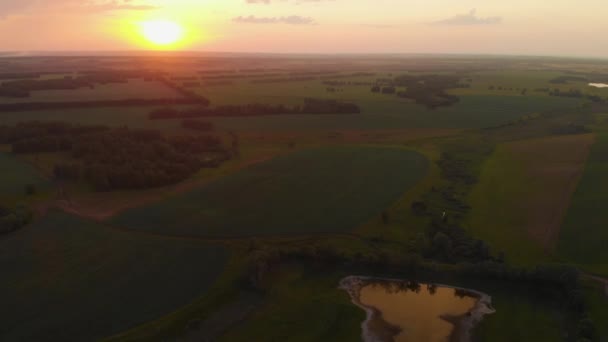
[141,20,184,46]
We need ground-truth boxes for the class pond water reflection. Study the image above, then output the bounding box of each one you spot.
[340,276,494,342]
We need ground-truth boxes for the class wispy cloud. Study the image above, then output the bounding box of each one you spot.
[233,15,315,25]
[432,9,502,26]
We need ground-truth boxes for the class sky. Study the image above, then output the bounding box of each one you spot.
[0,0,607,57]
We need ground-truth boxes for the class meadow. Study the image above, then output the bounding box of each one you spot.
[111,146,429,237]
[0,211,228,341]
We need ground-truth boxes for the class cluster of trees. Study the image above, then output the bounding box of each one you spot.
[0,98,204,113]
[549,88,604,102]
[157,78,211,104]
[0,70,162,98]
[323,80,373,86]
[149,99,360,120]
[0,72,44,80]
[2,122,230,191]
[0,121,107,146]
[371,74,466,109]
[251,76,316,84]
[0,204,32,235]
[549,76,588,84]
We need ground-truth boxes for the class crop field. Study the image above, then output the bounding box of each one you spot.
[467,134,594,265]
[558,132,608,275]
[0,152,49,198]
[111,146,429,237]
[0,211,228,341]
[0,79,182,103]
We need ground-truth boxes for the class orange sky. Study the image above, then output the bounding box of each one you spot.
[0,0,607,57]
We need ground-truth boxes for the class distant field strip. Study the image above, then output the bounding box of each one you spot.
[0,211,228,341]
[111,146,429,237]
[558,132,608,275]
[468,134,594,265]
[0,152,49,197]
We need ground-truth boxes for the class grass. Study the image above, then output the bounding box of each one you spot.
[0,211,228,341]
[473,289,563,342]
[0,152,49,199]
[582,279,608,341]
[467,134,594,266]
[111,146,429,237]
[219,266,364,342]
[558,132,608,276]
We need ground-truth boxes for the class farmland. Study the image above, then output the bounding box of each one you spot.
[0,211,228,341]
[111,146,429,237]
[1,55,608,342]
[558,132,608,275]
[468,134,595,265]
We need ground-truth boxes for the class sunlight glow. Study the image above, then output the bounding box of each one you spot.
[140,20,184,46]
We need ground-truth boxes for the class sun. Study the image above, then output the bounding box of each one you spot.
[141,20,184,46]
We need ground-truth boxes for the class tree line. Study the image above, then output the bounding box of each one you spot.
[149,99,360,120]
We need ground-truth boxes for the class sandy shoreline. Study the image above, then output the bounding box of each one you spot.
[339,276,495,342]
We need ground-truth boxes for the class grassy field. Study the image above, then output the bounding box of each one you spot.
[0,211,228,341]
[558,132,608,275]
[111,146,429,237]
[0,152,49,199]
[467,134,594,266]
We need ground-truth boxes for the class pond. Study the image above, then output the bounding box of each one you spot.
[589,83,608,88]
[340,276,495,342]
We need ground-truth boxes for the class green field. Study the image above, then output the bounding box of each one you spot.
[0,211,228,341]
[0,94,578,133]
[558,132,608,275]
[111,146,429,237]
[207,95,580,131]
[0,152,49,198]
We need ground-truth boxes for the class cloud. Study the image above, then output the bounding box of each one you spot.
[0,0,157,19]
[432,9,502,26]
[233,15,315,25]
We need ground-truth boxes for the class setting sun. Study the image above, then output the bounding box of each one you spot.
[140,20,184,46]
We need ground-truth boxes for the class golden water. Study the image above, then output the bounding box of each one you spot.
[359,283,477,342]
